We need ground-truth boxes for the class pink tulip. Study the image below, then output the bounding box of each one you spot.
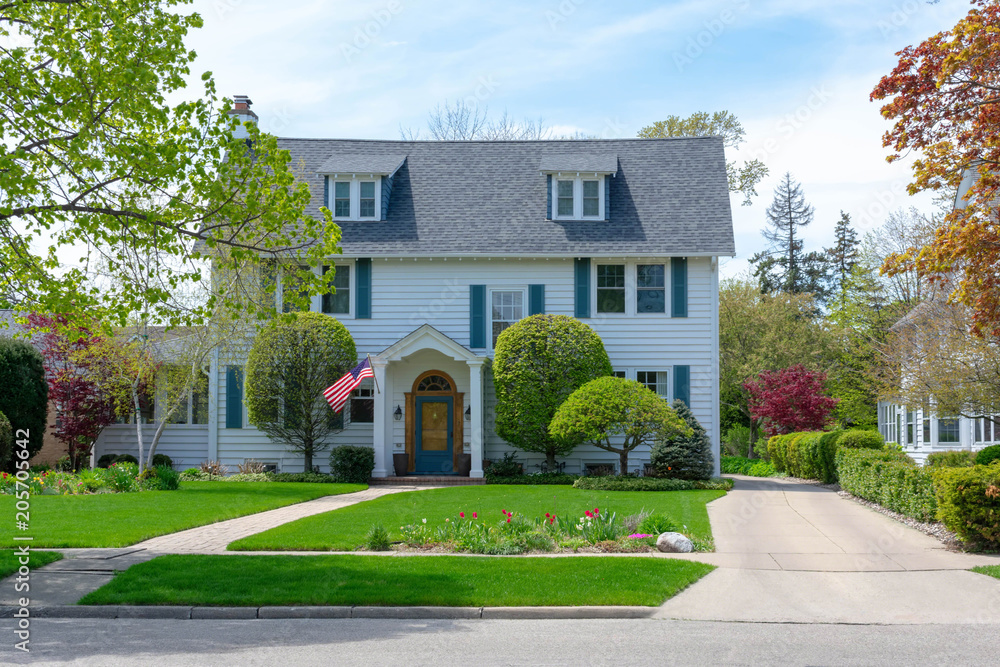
[460,512,465,518]
[473,512,477,519]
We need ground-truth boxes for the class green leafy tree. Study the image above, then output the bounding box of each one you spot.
[549,377,690,474]
[719,278,838,455]
[649,400,714,480]
[492,314,612,469]
[637,111,768,206]
[0,0,338,326]
[0,337,48,467]
[245,313,356,471]
[750,173,829,300]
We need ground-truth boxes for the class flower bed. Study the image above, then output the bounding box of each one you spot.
[380,506,704,555]
[1,462,178,495]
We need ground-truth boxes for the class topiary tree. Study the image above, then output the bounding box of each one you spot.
[0,336,48,468]
[245,313,357,472]
[549,377,691,474]
[492,314,613,469]
[649,400,714,480]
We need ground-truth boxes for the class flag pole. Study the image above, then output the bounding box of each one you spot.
[367,354,381,394]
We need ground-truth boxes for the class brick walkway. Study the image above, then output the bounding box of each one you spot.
[134,485,436,554]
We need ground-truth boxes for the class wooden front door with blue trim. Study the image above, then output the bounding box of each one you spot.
[415,396,453,473]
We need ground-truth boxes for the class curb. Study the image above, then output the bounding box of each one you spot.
[13,605,657,620]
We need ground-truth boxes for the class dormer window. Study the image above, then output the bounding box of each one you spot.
[552,175,605,220]
[328,177,380,220]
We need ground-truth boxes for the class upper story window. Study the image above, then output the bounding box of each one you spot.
[552,175,604,220]
[596,264,625,313]
[491,289,524,347]
[637,264,665,313]
[322,265,350,315]
[329,177,380,221]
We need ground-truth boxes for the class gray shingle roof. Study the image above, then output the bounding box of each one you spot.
[282,137,735,256]
[538,153,618,173]
[317,153,406,176]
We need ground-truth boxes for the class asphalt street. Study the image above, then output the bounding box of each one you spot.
[2,618,998,666]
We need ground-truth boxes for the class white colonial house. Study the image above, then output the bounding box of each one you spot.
[93,99,735,478]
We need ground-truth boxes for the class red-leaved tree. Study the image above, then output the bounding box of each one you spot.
[743,365,839,439]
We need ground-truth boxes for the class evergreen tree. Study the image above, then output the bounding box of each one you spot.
[649,400,714,480]
[750,173,829,301]
[825,211,860,303]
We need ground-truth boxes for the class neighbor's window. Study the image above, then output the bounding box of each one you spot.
[334,182,351,218]
[360,181,376,218]
[637,264,666,313]
[938,417,960,443]
[557,180,574,216]
[922,417,931,444]
[906,410,915,446]
[986,417,995,443]
[350,382,374,424]
[636,371,669,399]
[596,264,625,313]
[491,290,524,347]
[322,265,350,315]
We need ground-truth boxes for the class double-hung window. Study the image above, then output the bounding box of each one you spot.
[596,264,625,313]
[322,265,350,315]
[636,264,666,313]
[330,178,379,220]
[636,371,669,400]
[552,176,604,219]
[350,382,375,423]
[334,182,351,217]
[938,417,960,443]
[491,290,524,347]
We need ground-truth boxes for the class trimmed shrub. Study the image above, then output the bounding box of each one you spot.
[975,444,1000,467]
[933,464,1000,549]
[493,314,613,469]
[572,476,733,492]
[0,412,11,472]
[835,448,936,521]
[0,337,48,466]
[925,450,977,468]
[223,473,272,482]
[485,472,579,485]
[720,456,779,477]
[648,400,714,480]
[96,454,118,469]
[151,453,173,469]
[483,452,522,482]
[329,446,375,484]
[836,429,884,450]
[270,472,340,483]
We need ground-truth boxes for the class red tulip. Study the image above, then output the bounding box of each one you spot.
[594,507,599,514]
[473,512,478,519]
[459,512,465,518]
[545,513,550,518]
[506,517,511,523]
[585,510,592,518]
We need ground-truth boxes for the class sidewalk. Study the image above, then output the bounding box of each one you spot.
[654,475,1000,623]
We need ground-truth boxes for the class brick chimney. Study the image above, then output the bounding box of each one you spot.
[228,95,258,139]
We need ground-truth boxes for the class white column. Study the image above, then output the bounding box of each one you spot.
[468,359,485,478]
[372,358,389,477]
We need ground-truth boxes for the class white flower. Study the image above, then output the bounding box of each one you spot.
[422,518,427,524]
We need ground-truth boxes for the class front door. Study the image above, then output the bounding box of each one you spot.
[415,396,453,474]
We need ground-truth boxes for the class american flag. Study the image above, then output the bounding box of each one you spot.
[324,358,374,413]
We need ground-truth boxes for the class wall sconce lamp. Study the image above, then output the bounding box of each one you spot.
[394,405,403,421]
[464,405,471,421]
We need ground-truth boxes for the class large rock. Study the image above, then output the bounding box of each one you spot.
[656,532,693,553]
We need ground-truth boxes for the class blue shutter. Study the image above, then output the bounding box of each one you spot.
[381,175,391,220]
[671,257,688,318]
[529,284,545,315]
[604,176,610,221]
[356,258,372,319]
[546,174,552,219]
[470,285,486,348]
[673,365,690,408]
[323,176,329,210]
[574,258,590,318]
[225,366,243,429]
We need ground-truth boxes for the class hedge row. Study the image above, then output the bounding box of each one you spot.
[485,473,580,485]
[767,429,883,483]
[934,464,1000,548]
[835,448,937,522]
[572,476,733,492]
[720,456,778,478]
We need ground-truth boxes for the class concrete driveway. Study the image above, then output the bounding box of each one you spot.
[655,475,1000,623]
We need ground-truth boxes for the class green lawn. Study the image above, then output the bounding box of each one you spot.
[0,482,365,548]
[79,554,714,607]
[972,565,1000,580]
[0,550,63,579]
[229,485,725,551]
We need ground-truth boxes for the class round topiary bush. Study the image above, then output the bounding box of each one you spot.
[329,445,375,484]
[492,314,612,469]
[96,454,118,469]
[151,453,173,468]
[115,454,139,466]
[649,400,714,480]
[975,444,1000,466]
[0,337,48,468]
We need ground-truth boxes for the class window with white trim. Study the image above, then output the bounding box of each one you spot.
[322,265,350,315]
[636,264,666,313]
[350,381,374,424]
[551,175,604,220]
[938,417,960,443]
[329,177,380,220]
[636,370,669,400]
[490,289,524,347]
[596,264,625,313]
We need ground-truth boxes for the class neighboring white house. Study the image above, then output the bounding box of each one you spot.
[94,99,736,477]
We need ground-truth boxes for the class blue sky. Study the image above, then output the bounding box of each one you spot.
[186,0,970,276]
